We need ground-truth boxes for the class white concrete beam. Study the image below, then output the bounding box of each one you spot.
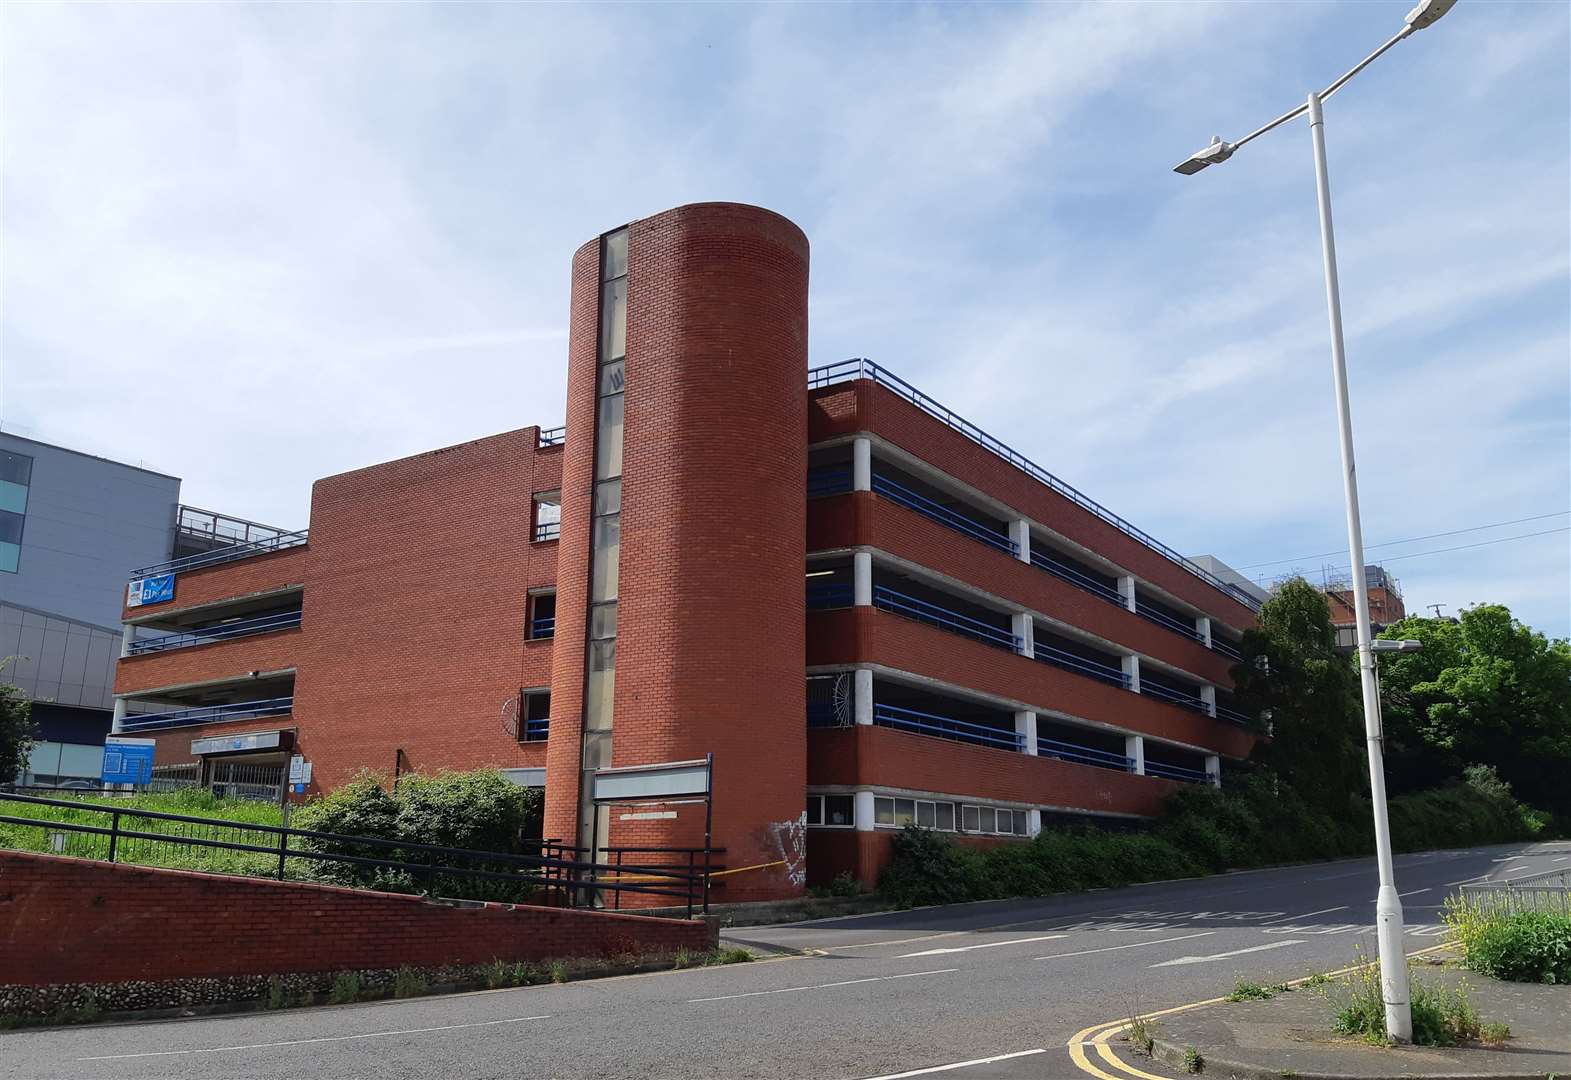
[1121,654,1141,694]
[1009,520,1031,564]
[852,437,872,492]
[1200,684,1217,718]
[1118,575,1137,613]
[1011,612,1035,658]
[1195,616,1212,647]
[853,551,873,606]
[1125,735,1145,775]
[854,668,874,726]
[1205,755,1222,787]
[854,789,876,832]
[1015,710,1038,755]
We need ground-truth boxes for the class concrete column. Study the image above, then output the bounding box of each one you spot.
[1125,735,1145,775]
[853,551,873,606]
[1025,808,1043,837]
[1205,755,1222,787]
[111,698,127,736]
[854,789,876,832]
[118,622,134,658]
[1011,612,1035,658]
[1118,575,1137,613]
[1200,684,1217,717]
[852,437,872,492]
[111,623,135,735]
[1015,710,1038,755]
[1121,654,1141,694]
[1195,616,1212,647]
[1009,520,1031,564]
[854,668,874,726]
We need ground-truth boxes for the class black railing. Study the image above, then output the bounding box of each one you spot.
[0,792,722,916]
[1210,636,1244,662]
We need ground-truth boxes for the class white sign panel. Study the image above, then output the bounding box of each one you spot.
[592,759,710,802]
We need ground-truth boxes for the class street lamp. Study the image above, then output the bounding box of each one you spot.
[1172,0,1458,1045]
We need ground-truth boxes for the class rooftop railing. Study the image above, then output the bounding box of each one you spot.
[538,427,565,448]
[808,359,1262,613]
[872,473,1017,555]
[126,610,303,656]
[873,585,1020,653]
[1036,736,1136,773]
[1032,641,1131,690]
[118,697,294,734]
[132,529,308,580]
[873,703,1023,753]
[177,506,292,547]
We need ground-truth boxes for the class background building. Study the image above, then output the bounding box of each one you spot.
[1325,564,1406,649]
[109,203,1262,897]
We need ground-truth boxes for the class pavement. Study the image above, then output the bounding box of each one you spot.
[1,840,1567,1080]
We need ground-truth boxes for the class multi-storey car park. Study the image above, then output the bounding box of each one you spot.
[110,202,1262,900]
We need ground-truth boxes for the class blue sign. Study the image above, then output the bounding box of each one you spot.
[127,573,175,608]
[101,737,157,785]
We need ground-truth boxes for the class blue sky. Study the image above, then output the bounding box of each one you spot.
[3,2,1567,636]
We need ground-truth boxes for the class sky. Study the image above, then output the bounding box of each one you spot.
[3,1,1567,638]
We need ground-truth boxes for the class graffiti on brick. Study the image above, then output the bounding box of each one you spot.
[762,813,808,887]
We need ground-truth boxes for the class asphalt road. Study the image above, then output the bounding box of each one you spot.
[4,840,1566,1080]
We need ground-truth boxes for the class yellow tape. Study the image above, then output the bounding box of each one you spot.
[599,859,787,884]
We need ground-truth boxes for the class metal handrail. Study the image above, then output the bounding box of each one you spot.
[119,697,295,734]
[126,610,303,656]
[1139,680,1209,713]
[1144,760,1212,784]
[807,468,853,498]
[1457,869,1570,915]
[807,582,854,609]
[529,617,556,639]
[872,473,1016,555]
[1214,703,1253,726]
[1036,736,1136,772]
[533,522,560,542]
[873,585,1020,652]
[538,427,565,447]
[523,717,550,741]
[1135,601,1207,642]
[131,529,308,580]
[1210,637,1244,662]
[874,703,1023,752]
[1032,642,1131,689]
[1029,549,1127,607]
[807,358,1262,612]
[176,506,292,546]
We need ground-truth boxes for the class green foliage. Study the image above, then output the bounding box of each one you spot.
[264,976,287,1010]
[704,947,754,966]
[392,967,427,999]
[1329,952,1494,1047]
[328,971,362,1003]
[1378,607,1571,822]
[1125,1014,1154,1055]
[548,960,567,983]
[672,947,692,970]
[1444,903,1571,984]
[808,871,866,898]
[1227,980,1288,1001]
[0,662,38,784]
[1388,773,1543,851]
[1181,1046,1203,1073]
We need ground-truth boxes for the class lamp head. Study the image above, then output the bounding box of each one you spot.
[1371,639,1424,653]
[1174,135,1234,175]
[1404,0,1458,31]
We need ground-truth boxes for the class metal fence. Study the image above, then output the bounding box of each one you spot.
[1457,868,1571,915]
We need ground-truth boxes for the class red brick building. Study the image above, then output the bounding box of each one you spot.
[111,202,1261,898]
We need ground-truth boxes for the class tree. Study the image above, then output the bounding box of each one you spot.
[0,660,37,783]
[1377,606,1571,819]
[1230,578,1366,814]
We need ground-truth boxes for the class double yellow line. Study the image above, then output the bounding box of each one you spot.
[1065,942,1455,1080]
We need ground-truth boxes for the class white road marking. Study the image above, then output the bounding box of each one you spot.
[1152,940,1305,967]
[1258,904,1348,925]
[1398,888,1432,897]
[76,1015,553,1061]
[1035,931,1214,961]
[1443,876,1486,887]
[687,968,958,1003]
[825,931,967,952]
[899,934,1066,958]
[1491,856,1524,863]
[854,1048,1048,1079]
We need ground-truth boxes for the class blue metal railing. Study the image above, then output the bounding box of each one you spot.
[1145,760,1213,784]
[807,468,853,498]
[1036,736,1136,773]
[873,585,1020,653]
[807,359,1262,613]
[1140,680,1209,714]
[130,529,308,580]
[126,610,303,656]
[1214,703,1253,726]
[530,617,556,639]
[874,703,1023,752]
[534,522,560,542]
[807,702,843,728]
[1210,637,1244,662]
[523,717,550,741]
[807,582,854,610]
[538,427,565,448]
[1135,601,1206,642]
[1032,642,1131,689]
[872,473,1016,555]
[1029,549,1127,607]
[119,697,294,734]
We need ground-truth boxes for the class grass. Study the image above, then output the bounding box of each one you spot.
[328,972,362,1003]
[1444,899,1571,984]
[1181,1045,1203,1073]
[1226,980,1289,1002]
[1125,1014,1154,1055]
[703,947,753,966]
[392,968,428,999]
[1327,949,1508,1047]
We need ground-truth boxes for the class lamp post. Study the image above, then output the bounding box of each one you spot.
[1172,0,1458,1044]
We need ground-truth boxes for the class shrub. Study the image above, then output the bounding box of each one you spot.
[1444,904,1571,984]
[1227,980,1287,1001]
[328,971,362,1003]
[1329,951,1501,1047]
[392,968,428,999]
[704,947,753,966]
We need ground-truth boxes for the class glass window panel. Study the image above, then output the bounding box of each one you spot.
[590,514,620,601]
[0,510,22,546]
[1013,811,1028,836]
[0,541,17,573]
[602,229,628,282]
[979,808,996,834]
[874,797,894,826]
[893,798,915,826]
[599,277,627,361]
[525,691,551,721]
[534,497,560,526]
[805,796,823,826]
[961,805,979,832]
[594,478,621,517]
[589,602,617,641]
[825,795,854,826]
[0,480,26,515]
[0,452,31,487]
[916,801,935,828]
[599,359,625,396]
[595,393,624,479]
[935,803,955,832]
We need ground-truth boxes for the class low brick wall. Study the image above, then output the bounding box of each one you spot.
[0,851,715,987]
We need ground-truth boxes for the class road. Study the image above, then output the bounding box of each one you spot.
[4,840,1566,1080]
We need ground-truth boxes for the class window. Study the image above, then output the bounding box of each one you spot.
[532,493,560,542]
[528,593,556,640]
[0,449,29,574]
[957,804,1028,835]
[961,804,980,832]
[806,794,855,828]
[521,689,550,742]
[872,797,959,833]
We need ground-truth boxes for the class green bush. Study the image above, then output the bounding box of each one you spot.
[1329,952,1495,1047]
[1445,905,1571,984]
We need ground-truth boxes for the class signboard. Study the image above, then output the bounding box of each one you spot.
[100,736,157,786]
[289,755,305,783]
[592,758,710,803]
[190,729,285,756]
[126,574,175,608]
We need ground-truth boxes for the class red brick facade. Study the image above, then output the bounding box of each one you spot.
[112,201,1258,901]
[0,850,713,987]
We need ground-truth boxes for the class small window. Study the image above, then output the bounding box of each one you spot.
[892,798,915,826]
[823,795,854,827]
[979,807,996,834]
[528,593,556,640]
[874,797,894,826]
[805,795,824,826]
[521,689,550,742]
[935,802,955,831]
[916,801,935,828]
[1013,810,1029,836]
[532,493,561,542]
[961,804,980,832]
